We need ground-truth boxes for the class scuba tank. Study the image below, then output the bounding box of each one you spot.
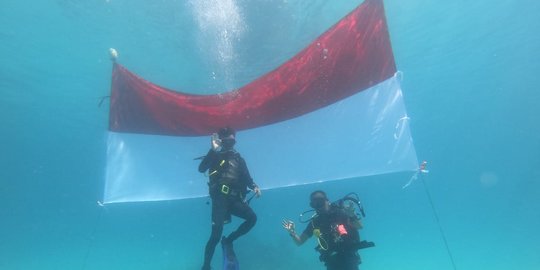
[299,192,366,223]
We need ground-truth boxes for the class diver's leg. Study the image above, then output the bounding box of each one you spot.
[202,196,227,269]
[226,200,257,242]
[202,224,223,269]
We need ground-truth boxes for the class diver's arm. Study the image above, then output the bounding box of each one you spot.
[242,158,262,197]
[290,231,309,246]
[198,149,217,173]
[282,220,310,246]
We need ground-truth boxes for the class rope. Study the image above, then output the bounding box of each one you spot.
[81,202,105,270]
[421,176,458,270]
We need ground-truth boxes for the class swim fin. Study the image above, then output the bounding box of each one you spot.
[221,237,239,270]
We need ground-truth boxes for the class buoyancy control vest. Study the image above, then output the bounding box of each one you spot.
[310,205,361,254]
[208,151,247,195]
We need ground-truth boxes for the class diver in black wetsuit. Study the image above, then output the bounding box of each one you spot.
[199,127,261,270]
[283,190,373,270]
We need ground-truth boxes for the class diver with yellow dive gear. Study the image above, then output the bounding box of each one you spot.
[282,190,374,270]
[199,127,261,270]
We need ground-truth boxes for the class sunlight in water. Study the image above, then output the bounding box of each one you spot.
[189,0,246,88]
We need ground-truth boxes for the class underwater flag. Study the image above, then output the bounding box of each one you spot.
[104,0,418,204]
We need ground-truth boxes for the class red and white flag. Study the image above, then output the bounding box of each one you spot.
[104,0,418,204]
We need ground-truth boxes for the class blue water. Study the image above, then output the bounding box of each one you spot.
[1,0,539,269]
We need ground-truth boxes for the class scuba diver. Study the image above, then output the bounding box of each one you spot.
[282,190,374,270]
[199,127,262,270]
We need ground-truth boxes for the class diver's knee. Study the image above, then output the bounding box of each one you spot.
[208,234,221,245]
[248,212,257,225]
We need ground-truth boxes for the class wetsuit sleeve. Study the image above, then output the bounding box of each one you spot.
[240,157,258,189]
[198,149,217,173]
[300,222,314,240]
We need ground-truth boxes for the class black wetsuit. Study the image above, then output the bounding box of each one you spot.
[301,205,362,270]
[199,148,258,269]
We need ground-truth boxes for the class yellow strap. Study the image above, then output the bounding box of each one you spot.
[209,160,226,176]
[221,184,230,194]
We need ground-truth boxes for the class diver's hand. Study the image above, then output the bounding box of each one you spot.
[211,133,221,151]
[253,186,262,198]
[282,219,295,234]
